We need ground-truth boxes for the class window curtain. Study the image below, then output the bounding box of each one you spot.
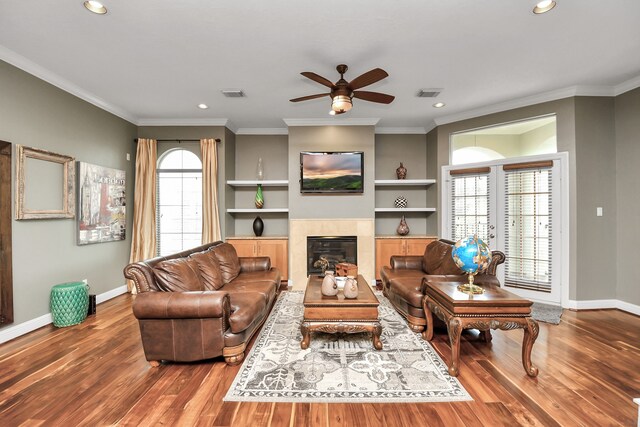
[128,138,157,293]
[200,138,221,243]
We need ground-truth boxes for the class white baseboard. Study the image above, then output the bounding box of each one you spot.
[0,284,129,345]
[566,298,640,316]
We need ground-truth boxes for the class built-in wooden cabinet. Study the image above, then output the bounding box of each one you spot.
[374,237,436,280]
[227,237,288,281]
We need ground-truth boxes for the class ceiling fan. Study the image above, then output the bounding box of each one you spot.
[290,64,395,115]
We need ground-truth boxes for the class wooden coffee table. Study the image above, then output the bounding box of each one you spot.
[301,275,382,350]
[422,280,539,377]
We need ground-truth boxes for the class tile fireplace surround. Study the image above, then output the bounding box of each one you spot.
[289,219,375,290]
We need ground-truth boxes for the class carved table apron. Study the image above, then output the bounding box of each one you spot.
[301,275,382,350]
[421,280,539,378]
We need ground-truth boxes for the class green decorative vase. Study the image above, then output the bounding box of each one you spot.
[255,184,264,209]
[50,282,89,327]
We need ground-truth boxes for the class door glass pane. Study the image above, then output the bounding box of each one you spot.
[450,174,490,243]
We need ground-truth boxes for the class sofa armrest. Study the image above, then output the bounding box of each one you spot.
[133,291,230,320]
[390,256,423,270]
[486,251,506,275]
[124,263,156,293]
[239,256,271,272]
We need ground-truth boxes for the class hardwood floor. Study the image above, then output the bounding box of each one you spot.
[0,293,638,426]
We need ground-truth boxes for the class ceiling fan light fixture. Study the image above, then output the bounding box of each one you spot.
[83,1,107,14]
[331,95,352,113]
[533,0,556,14]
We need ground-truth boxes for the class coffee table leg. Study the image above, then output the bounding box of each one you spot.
[422,296,435,341]
[372,322,383,350]
[447,317,463,377]
[522,317,539,377]
[300,322,311,349]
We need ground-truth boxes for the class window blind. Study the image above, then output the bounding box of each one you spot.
[450,172,490,243]
[503,166,553,293]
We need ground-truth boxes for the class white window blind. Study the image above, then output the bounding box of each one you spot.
[450,171,490,243]
[504,166,552,293]
[156,150,202,256]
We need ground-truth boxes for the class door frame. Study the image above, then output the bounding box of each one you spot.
[440,152,570,307]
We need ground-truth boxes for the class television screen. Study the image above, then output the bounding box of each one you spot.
[300,151,364,193]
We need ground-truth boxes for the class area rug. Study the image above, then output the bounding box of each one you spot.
[224,291,471,403]
[531,302,563,325]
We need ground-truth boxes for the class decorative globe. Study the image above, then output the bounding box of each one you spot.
[452,235,491,275]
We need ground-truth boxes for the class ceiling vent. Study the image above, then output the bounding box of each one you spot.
[417,88,442,98]
[221,89,245,98]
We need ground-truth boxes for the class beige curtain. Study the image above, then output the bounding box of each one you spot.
[201,138,221,243]
[128,138,157,293]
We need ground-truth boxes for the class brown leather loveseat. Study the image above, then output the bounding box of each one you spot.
[123,241,281,366]
[381,239,505,333]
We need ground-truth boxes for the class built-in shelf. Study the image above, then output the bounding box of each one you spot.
[227,180,289,187]
[226,208,289,213]
[374,179,436,186]
[374,208,436,213]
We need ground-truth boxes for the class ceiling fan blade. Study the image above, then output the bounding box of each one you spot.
[353,91,395,104]
[348,68,389,90]
[301,72,335,88]
[289,93,329,102]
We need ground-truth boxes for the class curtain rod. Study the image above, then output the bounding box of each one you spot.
[133,138,221,143]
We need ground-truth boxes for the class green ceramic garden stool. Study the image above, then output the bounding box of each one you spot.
[50,282,89,327]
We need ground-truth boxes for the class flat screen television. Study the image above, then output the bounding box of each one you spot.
[300,151,364,193]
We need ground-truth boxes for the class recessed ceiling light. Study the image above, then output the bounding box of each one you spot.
[433,102,446,108]
[533,0,556,14]
[197,104,209,109]
[83,1,107,14]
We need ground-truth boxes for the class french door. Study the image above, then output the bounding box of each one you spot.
[442,154,567,304]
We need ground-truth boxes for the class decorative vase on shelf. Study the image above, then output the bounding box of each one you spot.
[255,184,264,209]
[343,276,358,299]
[396,215,410,236]
[252,216,264,236]
[256,157,264,180]
[396,162,407,179]
[321,271,338,296]
[394,196,408,209]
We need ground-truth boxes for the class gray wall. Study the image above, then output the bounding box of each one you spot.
[615,88,640,306]
[436,98,579,299]
[0,60,137,326]
[288,126,375,219]
[574,97,617,300]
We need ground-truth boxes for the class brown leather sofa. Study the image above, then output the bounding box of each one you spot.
[123,241,281,366]
[381,239,505,333]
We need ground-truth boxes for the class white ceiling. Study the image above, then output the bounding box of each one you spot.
[1,1,639,132]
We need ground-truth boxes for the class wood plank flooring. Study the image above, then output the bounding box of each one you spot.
[0,293,638,426]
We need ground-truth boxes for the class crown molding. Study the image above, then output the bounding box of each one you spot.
[136,118,230,127]
[374,127,427,135]
[235,128,288,135]
[615,75,640,96]
[283,118,380,127]
[0,44,137,124]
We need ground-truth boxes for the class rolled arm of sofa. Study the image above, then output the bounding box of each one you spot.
[124,263,156,293]
[239,256,271,272]
[133,291,231,320]
[390,256,423,270]
[486,250,506,275]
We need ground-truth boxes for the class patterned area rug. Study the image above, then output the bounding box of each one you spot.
[224,291,471,403]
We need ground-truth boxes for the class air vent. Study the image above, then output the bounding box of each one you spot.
[221,89,245,98]
[417,88,443,98]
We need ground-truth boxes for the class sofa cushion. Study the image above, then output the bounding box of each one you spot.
[422,240,465,275]
[228,292,268,334]
[212,243,241,284]
[388,277,424,308]
[225,279,277,305]
[152,257,204,292]
[189,249,224,290]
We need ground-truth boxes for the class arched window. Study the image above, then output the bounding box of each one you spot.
[156,149,202,256]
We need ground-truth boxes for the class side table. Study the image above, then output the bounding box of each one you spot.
[422,279,539,378]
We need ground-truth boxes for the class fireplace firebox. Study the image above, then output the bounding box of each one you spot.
[307,236,357,276]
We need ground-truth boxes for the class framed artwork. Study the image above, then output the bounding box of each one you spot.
[15,145,75,220]
[77,162,126,245]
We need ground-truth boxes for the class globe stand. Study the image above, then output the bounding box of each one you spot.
[457,273,485,295]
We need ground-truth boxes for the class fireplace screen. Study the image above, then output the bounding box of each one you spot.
[307,236,357,276]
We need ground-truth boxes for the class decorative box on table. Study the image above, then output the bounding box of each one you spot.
[335,262,358,277]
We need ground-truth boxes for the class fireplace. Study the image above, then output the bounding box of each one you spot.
[307,236,357,276]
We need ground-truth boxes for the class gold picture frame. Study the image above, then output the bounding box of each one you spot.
[15,145,75,220]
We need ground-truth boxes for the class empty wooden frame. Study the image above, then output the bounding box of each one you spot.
[15,145,75,220]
